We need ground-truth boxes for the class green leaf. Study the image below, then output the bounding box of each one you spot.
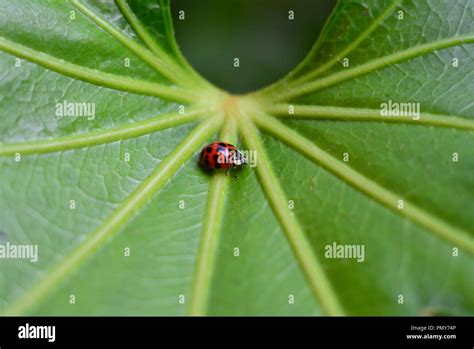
[0,0,473,316]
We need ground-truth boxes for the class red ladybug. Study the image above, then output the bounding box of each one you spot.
[199,142,247,176]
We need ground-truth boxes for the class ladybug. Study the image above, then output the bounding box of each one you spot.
[199,141,247,176]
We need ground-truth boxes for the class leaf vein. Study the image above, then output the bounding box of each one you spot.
[253,112,474,255]
[2,115,223,315]
[0,109,206,156]
[272,34,474,101]
[238,111,345,316]
[265,104,474,131]
[70,0,192,88]
[0,36,197,103]
[188,116,236,316]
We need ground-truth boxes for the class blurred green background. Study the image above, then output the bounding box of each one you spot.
[172,0,336,93]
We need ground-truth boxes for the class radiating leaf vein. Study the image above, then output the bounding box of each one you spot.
[253,112,474,255]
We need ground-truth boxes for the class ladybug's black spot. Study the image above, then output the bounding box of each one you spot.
[204,159,210,167]
[213,154,219,163]
[205,147,212,153]
[218,142,227,147]
[205,155,210,161]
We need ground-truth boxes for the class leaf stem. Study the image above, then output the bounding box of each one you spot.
[0,36,197,103]
[158,0,201,79]
[290,0,402,85]
[2,115,223,315]
[70,0,193,88]
[252,112,474,255]
[271,34,474,101]
[265,104,474,131]
[114,0,173,62]
[237,112,345,316]
[114,0,208,89]
[0,109,205,156]
[189,117,236,316]
[261,0,401,96]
